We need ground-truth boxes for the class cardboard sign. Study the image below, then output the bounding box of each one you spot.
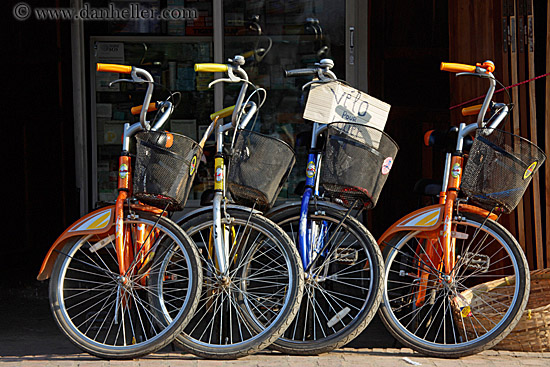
[303,81,390,131]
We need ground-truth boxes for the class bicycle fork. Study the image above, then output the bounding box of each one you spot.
[413,154,463,308]
[211,122,232,276]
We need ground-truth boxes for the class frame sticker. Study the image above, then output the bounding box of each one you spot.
[119,163,129,179]
[306,161,316,178]
[451,163,461,178]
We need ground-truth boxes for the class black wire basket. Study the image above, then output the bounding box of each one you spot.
[321,122,399,209]
[227,129,296,211]
[134,131,202,211]
[461,128,546,214]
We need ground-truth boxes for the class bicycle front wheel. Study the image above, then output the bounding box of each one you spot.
[49,210,202,359]
[174,209,304,359]
[379,212,529,358]
[267,203,384,355]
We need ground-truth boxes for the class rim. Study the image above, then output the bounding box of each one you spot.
[181,216,295,348]
[383,217,521,349]
[277,212,375,344]
[56,218,193,351]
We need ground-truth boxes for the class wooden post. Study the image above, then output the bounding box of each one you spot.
[526,0,543,269]
[500,0,516,238]
[517,0,534,265]
[545,0,550,267]
[510,0,527,251]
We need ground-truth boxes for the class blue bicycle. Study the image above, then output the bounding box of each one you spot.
[266,60,398,354]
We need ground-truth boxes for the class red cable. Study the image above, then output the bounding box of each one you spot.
[449,72,550,110]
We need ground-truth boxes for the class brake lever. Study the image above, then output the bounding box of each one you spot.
[109,73,149,87]
[456,72,492,79]
[301,72,336,90]
[108,78,134,87]
[208,78,239,88]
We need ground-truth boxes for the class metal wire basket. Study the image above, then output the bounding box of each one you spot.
[461,128,546,214]
[227,129,296,211]
[134,131,202,211]
[320,122,399,209]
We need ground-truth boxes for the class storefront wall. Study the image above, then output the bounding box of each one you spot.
[76,0,365,214]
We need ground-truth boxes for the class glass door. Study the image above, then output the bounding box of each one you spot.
[222,0,346,200]
[90,36,215,206]
[83,0,361,210]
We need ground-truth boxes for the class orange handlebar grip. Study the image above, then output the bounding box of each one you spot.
[210,105,235,121]
[462,104,483,116]
[97,63,133,74]
[131,102,158,115]
[440,62,476,73]
[194,63,229,73]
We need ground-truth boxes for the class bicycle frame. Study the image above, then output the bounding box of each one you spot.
[378,61,509,306]
[298,122,329,270]
[38,65,173,281]
[193,56,259,276]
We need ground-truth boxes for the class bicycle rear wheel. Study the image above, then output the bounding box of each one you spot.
[49,210,201,359]
[173,209,304,359]
[267,203,384,355]
[379,212,529,358]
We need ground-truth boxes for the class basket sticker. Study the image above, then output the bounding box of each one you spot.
[306,161,316,178]
[523,161,537,180]
[451,163,461,178]
[381,157,393,175]
[119,164,129,179]
[189,155,197,176]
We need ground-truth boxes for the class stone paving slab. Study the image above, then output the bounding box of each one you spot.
[2,348,550,367]
[2,290,549,367]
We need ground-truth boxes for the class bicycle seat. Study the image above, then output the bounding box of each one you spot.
[200,188,216,206]
[424,127,473,153]
[413,178,442,197]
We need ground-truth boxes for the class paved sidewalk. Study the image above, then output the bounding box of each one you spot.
[1,288,549,367]
[2,348,550,367]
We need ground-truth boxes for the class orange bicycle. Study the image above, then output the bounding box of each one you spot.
[37,64,202,359]
[378,61,546,357]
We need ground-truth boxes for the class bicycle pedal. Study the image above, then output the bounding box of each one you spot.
[461,252,490,272]
[334,248,358,264]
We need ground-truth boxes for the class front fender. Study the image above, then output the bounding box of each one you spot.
[37,206,115,281]
[265,199,349,219]
[377,203,498,250]
[377,204,445,250]
[174,204,263,227]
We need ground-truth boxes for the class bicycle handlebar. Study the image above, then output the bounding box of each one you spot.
[131,102,159,116]
[461,104,482,116]
[97,63,168,131]
[96,63,132,74]
[210,105,235,121]
[440,62,476,73]
[194,56,252,128]
[284,68,317,78]
[441,60,498,128]
[194,63,229,73]
[284,59,338,91]
[440,61,495,74]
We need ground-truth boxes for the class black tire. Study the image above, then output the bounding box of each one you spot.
[49,211,202,359]
[266,203,384,355]
[379,212,529,358]
[174,209,304,359]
